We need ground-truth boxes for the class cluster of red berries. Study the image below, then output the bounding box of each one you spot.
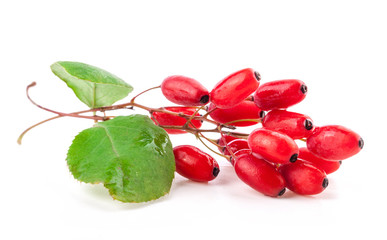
[152,68,363,197]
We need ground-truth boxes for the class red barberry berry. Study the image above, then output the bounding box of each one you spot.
[262,110,314,139]
[161,75,209,106]
[231,149,251,166]
[210,68,260,109]
[248,128,299,164]
[306,125,363,160]
[173,145,220,182]
[298,147,341,175]
[216,135,239,152]
[208,100,264,127]
[151,107,202,134]
[223,139,249,156]
[253,79,307,110]
[279,161,328,195]
[234,151,286,197]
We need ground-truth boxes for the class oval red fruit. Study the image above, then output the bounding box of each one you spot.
[151,107,202,134]
[253,79,307,110]
[217,135,239,153]
[223,139,249,156]
[234,152,286,197]
[231,149,251,166]
[173,145,220,182]
[208,100,264,127]
[161,75,209,106]
[298,147,341,175]
[262,110,314,139]
[248,128,299,164]
[210,68,260,109]
[279,161,328,195]
[306,125,363,160]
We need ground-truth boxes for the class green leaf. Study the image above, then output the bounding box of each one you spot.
[67,115,175,203]
[51,61,133,108]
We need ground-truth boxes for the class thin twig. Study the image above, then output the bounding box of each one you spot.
[26,82,104,121]
[202,105,217,118]
[183,105,206,128]
[224,118,261,125]
[218,125,237,164]
[196,134,231,160]
[198,132,223,148]
[17,115,60,145]
[19,82,246,145]
[130,85,161,103]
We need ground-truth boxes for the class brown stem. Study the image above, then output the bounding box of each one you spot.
[198,132,223,148]
[202,105,217,118]
[218,126,237,164]
[26,82,104,121]
[130,85,161,103]
[19,82,245,146]
[102,102,235,129]
[17,115,61,145]
[196,133,231,161]
[23,83,233,129]
[183,105,206,128]
[224,118,261,125]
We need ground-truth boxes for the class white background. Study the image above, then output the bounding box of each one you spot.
[1,0,386,239]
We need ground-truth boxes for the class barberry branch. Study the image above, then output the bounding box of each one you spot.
[26,82,104,121]
[18,82,247,145]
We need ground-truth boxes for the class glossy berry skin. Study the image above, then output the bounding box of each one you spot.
[307,125,363,160]
[210,68,260,109]
[262,110,314,139]
[253,79,307,110]
[217,135,239,152]
[151,107,202,134]
[208,100,264,127]
[223,139,249,156]
[231,149,251,166]
[279,161,328,195]
[248,128,299,164]
[298,147,341,175]
[173,145,220,182]
[161,75,209,106]
[234,151,286,197]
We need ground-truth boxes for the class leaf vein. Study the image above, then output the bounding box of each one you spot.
[59,64,132,88]
[96,125,120,158]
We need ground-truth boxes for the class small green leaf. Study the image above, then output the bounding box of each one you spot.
[67,115,175,203]
[51,61,133,108]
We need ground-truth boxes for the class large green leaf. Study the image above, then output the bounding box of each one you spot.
[51,61,133,108]
[67,115,175,203]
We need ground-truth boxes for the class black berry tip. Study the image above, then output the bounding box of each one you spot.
[304,119,314,130]
[322,178,329,188]
[259,110,266,119]
[278,188,286,197]
[359,138,364,149]
[229,156,235,165]
[212,166,220,177]
[200,95,210,104]
[254,71,261,81]
[300,84,308,94]
[221,147,226,154]
[290,154,298,163]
